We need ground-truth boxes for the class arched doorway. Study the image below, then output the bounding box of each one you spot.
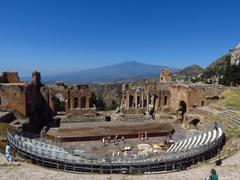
[164,96,168,106]
[129,95,134,107]
[73,97,79,108]
[81,96,87,108]
[178,100,187,121]
[179,101,187,113]
[189,118,200,129]
[52,93,66,112]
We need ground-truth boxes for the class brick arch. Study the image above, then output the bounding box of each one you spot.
[179,100,187,114]
[49,90,68,113]
[161,90,170,106]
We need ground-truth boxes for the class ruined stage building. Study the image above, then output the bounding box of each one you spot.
[121,69,225,114]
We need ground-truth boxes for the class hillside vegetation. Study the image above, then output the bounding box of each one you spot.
[0,123,12,136]
[203,55,229,79]
[90,83,123,110]
[176,65,203,78]
[202,54,240,86]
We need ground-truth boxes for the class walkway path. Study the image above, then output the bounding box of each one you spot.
[0,150,239,180]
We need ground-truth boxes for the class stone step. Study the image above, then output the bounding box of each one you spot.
[202,106,240,127]
[230,119,240,125]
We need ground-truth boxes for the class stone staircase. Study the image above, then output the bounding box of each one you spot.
[200,105,240,127]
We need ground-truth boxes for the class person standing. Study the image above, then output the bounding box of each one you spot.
[208,168,219,180]
[214,121,218,131]
[5,143,11,162]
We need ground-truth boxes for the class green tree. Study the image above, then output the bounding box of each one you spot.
[92,93,107,111]
[223,57,232,85]
[53,96,65,112]
[107,99,119,110]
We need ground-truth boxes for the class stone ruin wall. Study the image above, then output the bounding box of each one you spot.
[0,72,30,118]
[169,84,224,112]
[0,69,226,133]
[121,81,171,114]
[169,84,189,113]
[160,69,172,83]
[0,72,20,83]
[121,70,225,115]
[42,83,96,116]
[0,72,55,132]
[0,84,28,118]
[187,85,222,107]
[0,72,44,119]
[0,71,97,124]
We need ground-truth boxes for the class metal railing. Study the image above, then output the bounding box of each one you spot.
[6,128,225,174]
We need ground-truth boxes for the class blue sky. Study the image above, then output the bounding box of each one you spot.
[0,0,240,76]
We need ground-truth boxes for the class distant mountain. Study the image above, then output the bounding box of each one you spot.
[176,64,204,79]
[42,61,178,84]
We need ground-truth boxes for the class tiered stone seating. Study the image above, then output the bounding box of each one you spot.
[201,106,240,127]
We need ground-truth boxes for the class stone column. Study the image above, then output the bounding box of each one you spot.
[127,91,130,109]
[141,92,144,108]
[135,92,138,109]
[70,94,74,109]
[67,90,71,111]
[147,91,149,111]
[86,96,90,108]
[184,113,189,129]
[79,95,82,108]
[49,94,55,112]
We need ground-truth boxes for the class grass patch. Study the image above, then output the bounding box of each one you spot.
[206,114,240,139]
[0,123,13,137]
[0,123,13,153]
[225,127,240,139]
[218,88,240,110]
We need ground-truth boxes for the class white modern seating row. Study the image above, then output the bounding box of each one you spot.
[167,127,223,153]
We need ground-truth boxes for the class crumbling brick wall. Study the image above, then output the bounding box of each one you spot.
[0,71,55,133]
[42,83,96,116]
[121,70,225,115]
[0,84,27,118]
[0,72,20,83]
[160,69,172,83]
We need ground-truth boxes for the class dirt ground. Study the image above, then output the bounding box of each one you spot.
[0,147,239,180]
